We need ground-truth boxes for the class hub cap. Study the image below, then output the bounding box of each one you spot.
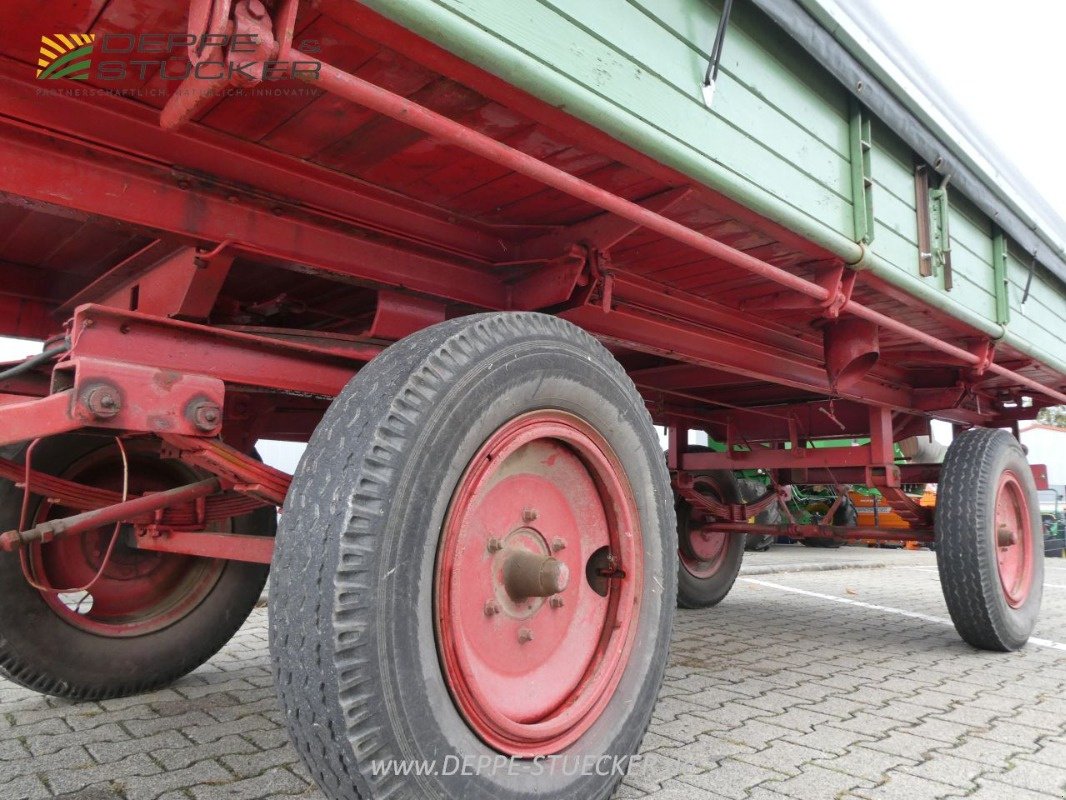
[994,470,1033,608]
[25,444,224,637]
[435,410,642,756]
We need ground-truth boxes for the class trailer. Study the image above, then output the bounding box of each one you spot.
[1,1,1064,797]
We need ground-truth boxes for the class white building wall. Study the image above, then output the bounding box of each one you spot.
[1021,425,1066,502]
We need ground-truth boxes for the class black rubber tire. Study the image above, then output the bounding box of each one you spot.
[0,435,274,700]
[800,497,856,548]
[676,470,745,609]
[936,427,1043,651]
[269,312,676,800]
[740,478,777,552]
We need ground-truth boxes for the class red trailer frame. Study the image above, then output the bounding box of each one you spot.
[0,2,1058,797]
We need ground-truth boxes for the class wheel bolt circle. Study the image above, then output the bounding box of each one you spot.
[551,537,566,552]
[518,627,533,644]
[486,537,503,553]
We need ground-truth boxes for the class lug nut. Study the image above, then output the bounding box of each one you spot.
[486,537,503,553]
[551,537,566,552]
[518,628,533,644]
[523,508,538,523]
[484,600,500,617]
[549,596,564,609]
[190,401,222,432]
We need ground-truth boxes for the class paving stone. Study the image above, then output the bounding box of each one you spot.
[678,759,786,799]
[0,552,1064,800]
[852,772,966,800]
[898,752,1000,790]
[762,763,875,798]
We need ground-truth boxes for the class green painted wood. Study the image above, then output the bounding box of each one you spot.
[993,231,1011,325]
[359,0,1066,375]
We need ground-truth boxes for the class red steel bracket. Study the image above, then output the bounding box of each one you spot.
[0,357,225,447]
[130,529,274,564]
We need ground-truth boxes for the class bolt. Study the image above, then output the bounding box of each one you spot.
[190,401,222,432]
[522,508,538,523]
[484,600,500,617]
[549,596,564,609]
[84,385,121,420]
[486,537,503,553]
[997,524,1017,547]
[551,537,566,552]
[518,628,533,644]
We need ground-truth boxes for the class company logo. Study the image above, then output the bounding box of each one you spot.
[37,34,95,80]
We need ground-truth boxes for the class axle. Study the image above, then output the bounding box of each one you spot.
[700,521,935,544]
[0,477,221,551]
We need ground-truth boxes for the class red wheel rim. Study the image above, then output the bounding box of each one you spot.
[994,470,1033,608]
[25,444,225,637]
[435,410,643,756]
[678,476,729,579]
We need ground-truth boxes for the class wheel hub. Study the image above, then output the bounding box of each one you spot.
[435,410,642,756]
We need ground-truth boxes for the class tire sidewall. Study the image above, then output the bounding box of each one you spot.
[981,443,1044,646]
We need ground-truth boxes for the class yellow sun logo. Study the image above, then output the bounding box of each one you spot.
[37,34,95,80]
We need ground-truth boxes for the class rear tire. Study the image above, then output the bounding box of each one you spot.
[269,312,675,800]
[0,435,273,700]
[936,428,1043,651]
[676,470,745,608]
[800,496,855,548]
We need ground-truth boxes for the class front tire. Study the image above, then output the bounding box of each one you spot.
[936,428,1043,651]
[269,312,675,800]
[0,435,273,700]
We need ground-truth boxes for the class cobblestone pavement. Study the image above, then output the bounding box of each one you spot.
[3,547,1066,800]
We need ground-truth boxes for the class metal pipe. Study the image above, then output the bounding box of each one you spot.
[295,51,1066,406]
[703,521,934,543]
[297,52,825,303]
[0,477,221,551]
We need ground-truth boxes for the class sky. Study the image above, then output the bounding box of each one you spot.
[1,1,1063,465]
[852,0,1066,227]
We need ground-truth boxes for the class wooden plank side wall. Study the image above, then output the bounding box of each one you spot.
[361,0,1066,359]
